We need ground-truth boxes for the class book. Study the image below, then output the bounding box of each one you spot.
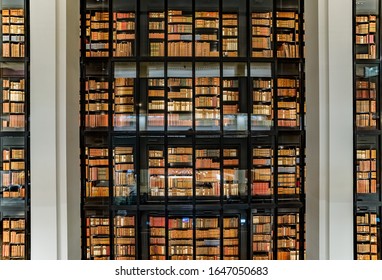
[85,148,109,197]
[1,218,26,259]
[149,216,166,260]
[356,148,377,194]
[277,213,300,260]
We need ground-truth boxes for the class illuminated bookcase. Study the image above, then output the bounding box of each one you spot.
[80,0,305,260]
[0,0,29,260]
[353,0,382,260]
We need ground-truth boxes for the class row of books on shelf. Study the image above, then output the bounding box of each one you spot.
[85,9,303,58]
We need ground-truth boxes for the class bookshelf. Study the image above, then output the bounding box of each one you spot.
[148,148,165,197]
[355,64,378,128]
[113,11,135,57]
[356,211,379,260]
[353,0,382,259]
[252,147,273,197]
[80,0,305,260]
[2,9,25,58]
[1,218,25,259]
[196,217,220,260]
[278,146,300,196]
[276,11,300,58]
[196,148,220,197]
[355,14,377,59]
[149,216,166,260]
[223,217,239,260]
[168,146,193,197]
[223,148,240,197]
[113,146,135,202]
[85,147,109,198]
[86,216,110,260]
[356,147,377,195]
[167,77,193,130]
[277,213,300,260]
[0,0,29,260]
[195,74,220,130]
[168,10,193,57]
[222,14,238,57]
[168,217,193,260]
[113,76,135,130]
[114,215,135,260]
[148,12,165,57]
[252,213,273,260]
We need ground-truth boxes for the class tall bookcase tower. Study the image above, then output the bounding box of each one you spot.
[80,0,305,260]
[0,0,30,260]
[354,0,382,260]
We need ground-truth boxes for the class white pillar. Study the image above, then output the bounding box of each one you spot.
[327,0,353,259]
[30,0,80,260]
[305,0,330,260]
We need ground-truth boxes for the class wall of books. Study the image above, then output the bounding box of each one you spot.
[0,0,29,260]
[354,0,382,260]
[80,0,305,260]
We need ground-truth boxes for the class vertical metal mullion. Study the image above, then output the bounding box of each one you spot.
[219,0,223,135]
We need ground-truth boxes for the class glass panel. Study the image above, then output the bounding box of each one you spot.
[356,136,378,197]
[0,137,25,201]
[355,64,379,129]
[223,147,240,198]
[196,217,220,260]
[223,0,247,57]
[275,1,300,58]
[1,215,25,259]
[277,63,301,128]
[0,63,25,131]
[168,217,193,260]
[355,0,379,59]
[149,215,166,260]
[113,63,136,131]
[195,0,219,57]
[277,145,301,197]
[139,63,165,131]
[84,63,109,129]
[85,0,110,57]
[356,207,379,260]
[168,143,193,198]
[113,0,136,57]
[167,62,193,131]
[85,212,110,260]
[113,213,136,260]
[168,0,193,57]
[112,142,136,205]
[84,135,109,200]
[1,0,25,58]
[253,210,273,260]
[195,63,220,131]
[277,210,300,260]
[140,0,165,57]
[223,63,247,131]
[223,216,239,260]
[252,145,274,197]
[145,139,165,201]
[251,0,273,58]
[251,63,273,130]
[195,145,220,198]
